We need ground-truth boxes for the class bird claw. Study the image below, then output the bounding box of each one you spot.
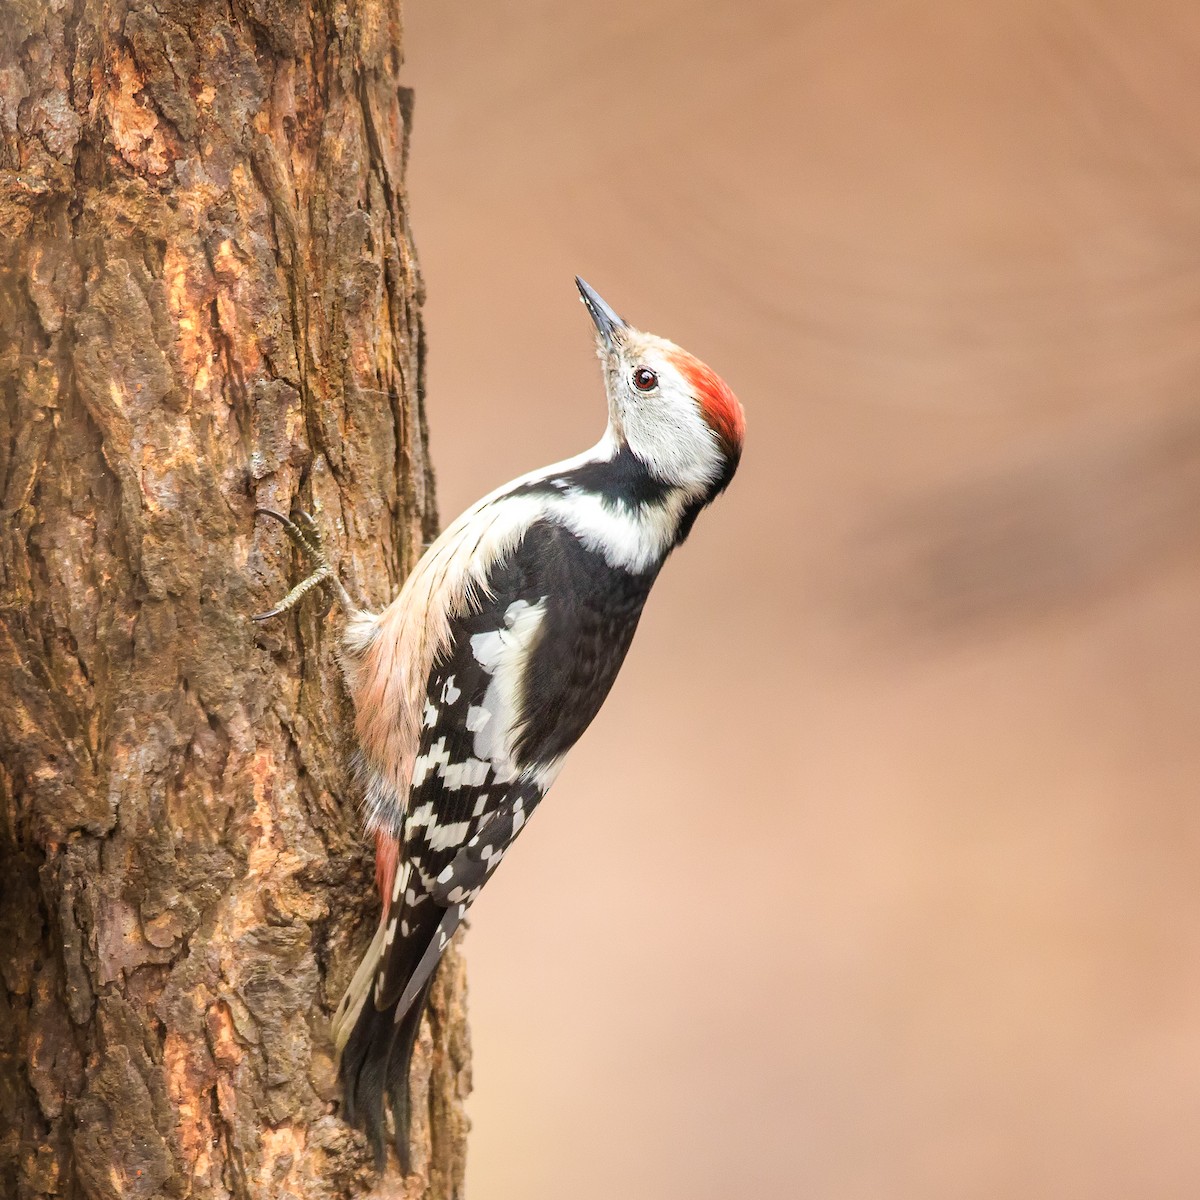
[253,507,356,621]
[255,507,325,559]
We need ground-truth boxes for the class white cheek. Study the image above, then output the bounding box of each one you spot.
[620,385,723,493]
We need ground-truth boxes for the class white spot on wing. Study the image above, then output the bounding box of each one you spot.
[427,819,471,851]
[469,599,548,771]
[411,737,451,787]
[440,758,490,790]
[527,755,565,791]
[408,801,434,829]
[391,860,410,902]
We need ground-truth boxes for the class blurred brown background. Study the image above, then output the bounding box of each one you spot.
[400,2,1200,1197]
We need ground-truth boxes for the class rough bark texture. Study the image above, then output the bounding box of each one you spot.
[0,2,470,1198]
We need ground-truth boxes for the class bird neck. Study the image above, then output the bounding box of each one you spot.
[509,439,698,574]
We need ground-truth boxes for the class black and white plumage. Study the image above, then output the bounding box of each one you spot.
[258,279,744,1166]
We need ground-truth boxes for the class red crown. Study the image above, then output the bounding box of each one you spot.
[668,349,745,456]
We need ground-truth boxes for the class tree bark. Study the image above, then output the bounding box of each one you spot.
[0,3,469,1199]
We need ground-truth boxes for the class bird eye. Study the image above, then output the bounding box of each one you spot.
[633,367,658,391]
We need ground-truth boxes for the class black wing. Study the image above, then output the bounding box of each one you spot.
[379,519,656,1007]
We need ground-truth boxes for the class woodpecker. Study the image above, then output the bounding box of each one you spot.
[254,278,744,1165]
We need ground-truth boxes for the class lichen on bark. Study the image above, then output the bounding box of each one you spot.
[0,2,468,1198]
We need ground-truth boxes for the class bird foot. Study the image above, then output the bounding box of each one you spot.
[253,507,356,621]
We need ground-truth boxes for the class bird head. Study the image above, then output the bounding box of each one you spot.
[576,277,744,498]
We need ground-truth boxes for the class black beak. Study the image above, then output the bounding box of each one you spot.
[575,277,629,350]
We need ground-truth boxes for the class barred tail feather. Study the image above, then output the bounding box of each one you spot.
[331,917,388,1053]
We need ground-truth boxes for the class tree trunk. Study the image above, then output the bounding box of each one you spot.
[0,3,470,1199]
